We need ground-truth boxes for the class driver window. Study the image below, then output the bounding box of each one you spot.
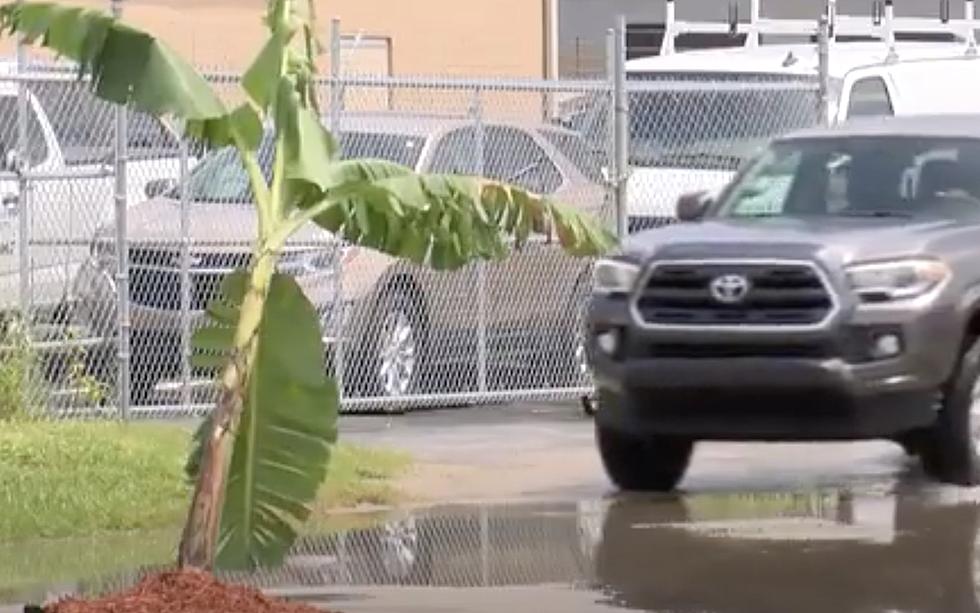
[0,95,48,167]
[727,149,801,215]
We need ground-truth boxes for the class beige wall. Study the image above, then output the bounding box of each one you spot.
[3,0,546,77]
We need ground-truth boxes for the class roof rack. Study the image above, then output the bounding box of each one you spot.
[660,0,978,59]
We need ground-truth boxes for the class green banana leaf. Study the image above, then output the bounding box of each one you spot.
[190,270,338,570]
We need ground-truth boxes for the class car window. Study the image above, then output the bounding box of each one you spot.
[0,95,49,166]
[182,130,426,203]
[846,77,894,118]
[485,126,563,194]
[537,128,604,184]
[427,127,479,174]
[28,79,181,164]
[337,131,425,169]
[718,136,980,219]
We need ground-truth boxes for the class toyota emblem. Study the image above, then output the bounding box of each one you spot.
[709,274,750,304]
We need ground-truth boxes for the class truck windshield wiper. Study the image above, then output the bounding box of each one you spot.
[656,152,744,169]
[836,209,912,219]
[732,212,783,218]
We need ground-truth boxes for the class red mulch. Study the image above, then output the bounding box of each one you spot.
[40,569,335,613]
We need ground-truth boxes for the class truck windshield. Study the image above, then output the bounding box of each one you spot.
[628,82,819,171]
[716,136,980,219]
[180,131,426,203]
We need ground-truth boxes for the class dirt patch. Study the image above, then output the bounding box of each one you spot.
[36,569,332,613]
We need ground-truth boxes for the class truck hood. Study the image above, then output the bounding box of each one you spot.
[94,196,333,248]
[624,214,965,268]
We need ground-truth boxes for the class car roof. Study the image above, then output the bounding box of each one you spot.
[331,111,580,138]
[777,114,980,142]
[625,41,975,80]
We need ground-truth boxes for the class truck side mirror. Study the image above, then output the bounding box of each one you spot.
[676,191,712,222]
[3,149,20,172]
[144,178,177,199]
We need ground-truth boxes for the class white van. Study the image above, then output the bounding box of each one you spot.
[616,42,980,228]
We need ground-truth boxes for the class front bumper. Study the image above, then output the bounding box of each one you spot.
[589,293,959,441]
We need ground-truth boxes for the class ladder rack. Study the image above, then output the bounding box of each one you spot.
[660,0,979,59]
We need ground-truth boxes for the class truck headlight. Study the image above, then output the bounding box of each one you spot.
[593,258,641,296]
[846,258,950,302]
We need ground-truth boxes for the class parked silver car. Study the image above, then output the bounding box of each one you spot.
[69,112,607,407]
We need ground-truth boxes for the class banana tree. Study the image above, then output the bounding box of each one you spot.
[0,0,615,571]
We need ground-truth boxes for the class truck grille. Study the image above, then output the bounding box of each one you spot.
[129,248,249,311]
[635,261,834,327]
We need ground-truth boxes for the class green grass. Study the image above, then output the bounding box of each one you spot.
[0,510,396,601]
[0,420,410,542]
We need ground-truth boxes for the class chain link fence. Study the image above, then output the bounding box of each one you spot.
[0,40,827,419]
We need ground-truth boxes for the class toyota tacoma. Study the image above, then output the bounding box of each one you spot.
[588,114,980,491]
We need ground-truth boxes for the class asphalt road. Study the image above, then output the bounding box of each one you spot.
[340,400,916,503]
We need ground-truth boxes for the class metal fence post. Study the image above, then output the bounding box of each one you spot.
[178,136,191,410]
[330,16,347,408]
[472,87,488,394]
[111,0,131,420]
[329,17,343,134]
[604,28,616,228]
[817,14,832,127]
[15,3,32,410]
[613,15,629,240]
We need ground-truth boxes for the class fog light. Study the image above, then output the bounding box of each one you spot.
[870,333,902,359]
[597,329,620,355]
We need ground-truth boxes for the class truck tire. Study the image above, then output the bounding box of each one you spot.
[919,338,980,486]
[596,422,693,492]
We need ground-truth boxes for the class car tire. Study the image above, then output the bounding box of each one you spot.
[353,284,426,406]
[919,338,980,486]
[596,422,693,492]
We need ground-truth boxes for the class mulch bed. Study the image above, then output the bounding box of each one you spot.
[28,569,335,613]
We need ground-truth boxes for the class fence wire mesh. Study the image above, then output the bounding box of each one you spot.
[0,59,827,419]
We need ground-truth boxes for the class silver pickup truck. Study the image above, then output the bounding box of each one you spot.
[589,114,980,491]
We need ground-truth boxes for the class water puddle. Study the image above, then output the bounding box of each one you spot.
[4,487,980,612]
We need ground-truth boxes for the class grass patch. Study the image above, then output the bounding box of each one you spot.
[0,510,396,601]
[0,420,410,543]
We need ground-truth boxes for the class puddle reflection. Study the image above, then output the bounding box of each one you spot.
[7,486,980,612]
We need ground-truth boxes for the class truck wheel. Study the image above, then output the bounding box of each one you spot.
[920,338,980,486]
[596,422,693,492]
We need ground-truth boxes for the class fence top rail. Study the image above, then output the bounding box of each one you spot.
[201,70,614,93]
[0,58,615,92]
[625,79,819,93]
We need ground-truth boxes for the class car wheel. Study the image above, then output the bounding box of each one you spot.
[920,338,980,486]
[596,421,693,492]
[355,285,426,403]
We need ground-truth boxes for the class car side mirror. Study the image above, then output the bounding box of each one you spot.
[3,149,20,172]
[145,178,177,199]
[676,191,712,222]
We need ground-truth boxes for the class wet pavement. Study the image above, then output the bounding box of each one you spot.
[6,404,980,611]
[11,483,980,612]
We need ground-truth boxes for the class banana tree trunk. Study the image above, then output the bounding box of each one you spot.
[177,255,275,570]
